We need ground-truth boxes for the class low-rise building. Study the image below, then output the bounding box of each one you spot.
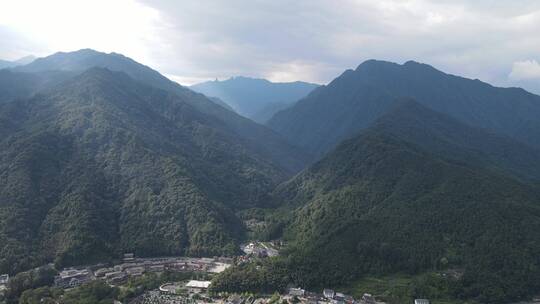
[362,293,376,304]
[125,266,145,276]
[227,295,244,304]
[414,300,429,304]
[148,265,165,272]
[123,253,135,263]
[186,280,212,293]
[289,287,306,297]
[54,268,93,288]
[105,271,127,285]
[0,274,8,285]
[0,284,7,296]
[94,267,114,278]
[323,289,335,299]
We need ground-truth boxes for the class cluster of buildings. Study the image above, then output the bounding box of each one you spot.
[241,242,279,258]
[54,268,94,289]
[285,288,358,304]
[54,254,232,289]
[285,287,430,304]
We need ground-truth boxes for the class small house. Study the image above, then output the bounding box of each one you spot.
[323,289,335,299]
[0,274,9,285]
[362,293,376,304]
[289,287,306,297]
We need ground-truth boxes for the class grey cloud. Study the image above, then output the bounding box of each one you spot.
[1,0,539,94]
[137,0,540,92]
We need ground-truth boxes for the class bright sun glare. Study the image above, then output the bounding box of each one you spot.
[0,0,160,62]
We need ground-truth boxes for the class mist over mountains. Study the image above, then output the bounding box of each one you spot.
[2,49,540,303]
[191,77,318,123]
[0,55,36,69]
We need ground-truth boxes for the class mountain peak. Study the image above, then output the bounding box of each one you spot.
[355,59,398,70]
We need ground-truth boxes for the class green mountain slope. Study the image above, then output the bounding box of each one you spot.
[9,49,310,173]
[0,69,75,103]
[267,108,540,303]
[0,68,291,274]
[268,60,540,156]
[370,100,540,182]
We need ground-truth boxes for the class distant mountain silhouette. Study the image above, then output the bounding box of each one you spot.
[191,76,318,123]
[0,55,36,69]
[268,60,540,156]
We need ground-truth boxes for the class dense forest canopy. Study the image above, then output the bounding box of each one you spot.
[2,50,540,304]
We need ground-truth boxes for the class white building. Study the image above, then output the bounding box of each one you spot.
[0,274,8,285]
[186,280,211,293]
[323,289,335,299]
[289,287,306,297]
[414,300,430,304]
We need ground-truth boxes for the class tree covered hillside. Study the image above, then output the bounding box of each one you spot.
[268,60,540,156]
[215,104,540,303]
[0,68,291,275]
[7,49,310,173]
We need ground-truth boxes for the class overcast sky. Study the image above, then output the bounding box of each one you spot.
[1,0,539,93]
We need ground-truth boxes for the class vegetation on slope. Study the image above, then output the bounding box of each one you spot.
[0,68,291,274]
[268,60,540,155]
[214,123,540,303]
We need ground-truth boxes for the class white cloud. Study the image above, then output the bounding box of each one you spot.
[0,0,161,64]
[509,60,540,80]
[1,0,540,90]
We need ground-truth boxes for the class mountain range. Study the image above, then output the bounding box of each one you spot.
[215,101,540,303]
[0,50,309,275]
[191,77,318,123]
[2,50,540,303]
[268,60,540,157]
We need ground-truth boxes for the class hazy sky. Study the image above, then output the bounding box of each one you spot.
[1,0,539,93]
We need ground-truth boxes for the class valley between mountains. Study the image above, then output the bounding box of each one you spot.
[2,49,540,304]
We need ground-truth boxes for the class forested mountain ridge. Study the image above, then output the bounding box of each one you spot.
[212,102,540,303]
[0,67,293,275]
[268,60,540,156]
[370,100,540,182]
[266,123,540,303]
[191,76,318,123]
[2,49,310,173]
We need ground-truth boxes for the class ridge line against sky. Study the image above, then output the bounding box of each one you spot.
[0,0,539,94]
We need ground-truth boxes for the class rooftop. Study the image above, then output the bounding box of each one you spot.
[186,280,212,289]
